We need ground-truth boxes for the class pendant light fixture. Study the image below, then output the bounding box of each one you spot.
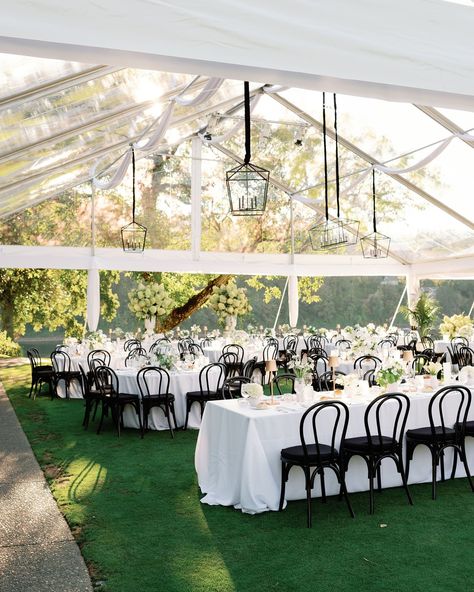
[121,145,147,253]
[360,169,391,258]
[226,81,270,215]
[309,93,359,251]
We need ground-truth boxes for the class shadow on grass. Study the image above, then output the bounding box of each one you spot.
[2,365,474,592]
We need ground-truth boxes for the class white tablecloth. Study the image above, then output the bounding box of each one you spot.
[118,368,217,430]
[203,345,263,364]
[195,385,474,514]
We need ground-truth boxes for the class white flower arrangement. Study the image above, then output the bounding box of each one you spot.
[288,355,314,380]
[85,330,107,349]
[338,373,359,389]
[190,324,201,335]
[439,314,473,340]
[128,281,174,321]
[242,383,263,399]
[208,280,251,324]
[376,359,404,388]
[426,361,442,376]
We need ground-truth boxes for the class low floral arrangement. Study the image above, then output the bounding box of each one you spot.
[439,314,473,340]
[288,355,314,380]
[242,383,263,399]
[128,281,174,321]
[376,359,404,388]
[208,280,251,324]
[64,337,78,348]
[85,330,107,349]
[112,327,125,339]
[154,352,176,370]
[190,324,201,336]
[426,361,442,376]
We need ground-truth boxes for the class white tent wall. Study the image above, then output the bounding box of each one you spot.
[1,1,474,110]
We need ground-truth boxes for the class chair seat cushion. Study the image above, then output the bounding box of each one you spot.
[406,426,456,441]
[343,435,397,452]
[454,421,474,436]
[143,393,175,403]
[281,443,336,463]
[186,390,219,400]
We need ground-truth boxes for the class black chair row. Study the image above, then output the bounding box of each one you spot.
[279,386,474,527]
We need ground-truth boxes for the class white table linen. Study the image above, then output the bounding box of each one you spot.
[195,385,474,514]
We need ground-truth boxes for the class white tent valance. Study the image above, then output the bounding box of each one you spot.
[1,1,474,110]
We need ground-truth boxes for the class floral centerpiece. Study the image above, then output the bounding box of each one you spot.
[439,314,473,340]
[426,361,442,376]
[128,281,174,332]
[376,359,404,389]
[288,355,313,381]
[242,382,264,406]
[154,352,176,370]
[207,280,251,330]
[85,330,107,350]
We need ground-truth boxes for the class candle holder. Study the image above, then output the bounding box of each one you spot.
[328,354,339,395]
[265,359,278,405]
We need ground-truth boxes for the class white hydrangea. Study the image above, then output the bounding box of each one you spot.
[128,281,173,320]
[208,280,251,325]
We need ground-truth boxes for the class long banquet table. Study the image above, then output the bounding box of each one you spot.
[195,385,474,514]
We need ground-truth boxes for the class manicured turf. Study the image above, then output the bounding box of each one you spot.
[2,365,474,592]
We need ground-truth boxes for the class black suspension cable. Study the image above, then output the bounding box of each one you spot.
[333,93,340,218]
[244,81,251,164]
[322,92,329,220]
[372,169,377,234]
[131,144,136,223]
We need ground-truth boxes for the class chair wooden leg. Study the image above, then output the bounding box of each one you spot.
[96,402,106,435]
[440,449,446,482]
[170,402,178,430]
[304,466,312,528]
[320,469,327,503]
[164,403,174,438]
[431,448,438,500]
[398,457,413,506]
[184,398,191,430]
[451,448,459,479]
[460,443,474,492]
[339,474,355,518]
[278,462,288,511]
[368,461,375,515]
[376,463,382,492]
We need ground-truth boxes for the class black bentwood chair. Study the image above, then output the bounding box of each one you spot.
[405,385,474,500]
[279,400,354,528]
[341,393,413,514]
[184,363,226,429]
[95,365,142,437]
[137,367,177,438]
[50,350,81,399]
[78,364,104,429]
[221,375,250,399]
[27,348,53,399]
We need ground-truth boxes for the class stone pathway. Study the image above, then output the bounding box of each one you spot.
[0,379,92,591]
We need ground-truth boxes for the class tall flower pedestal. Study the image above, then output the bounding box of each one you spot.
[224,315,237,337]
[144,316,156,336]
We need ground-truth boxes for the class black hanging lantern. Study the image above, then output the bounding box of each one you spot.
[121,145,147,253]
[309,93,359,251]
[226,82,270,215]
[360,170,391,258]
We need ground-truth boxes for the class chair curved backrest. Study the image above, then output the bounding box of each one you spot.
[189,343,204,357]
[317,370,346,391]
[264,336,279,347]
[451,336,469,348]
[283,335,299,351]
[262,343,278,361]
[218,352,239,376]
[149,338,171,354]
[87,349,111,371]
[335,338,352,351]
[274,373,296,396]
[221,375,250,399]
[222,344,244,364]
[242,356,257,379]
[198,363,226,395]
[124,339,141,352]
[307,347,328,361]
[427,385,471,439]
[125,347,147,366]
[55,344,69,352]
[95,365,120,399]
[457,346,474,368]
[27,349,40,370]
[353,355,382,372]
[412,354,429,374]
[363,393,410,450]
[421,335,434,350]
[137,366,170,398]
[200,337,214,348]
[51,350,71,373]
[299,400,349,463]
[377,339,394,352]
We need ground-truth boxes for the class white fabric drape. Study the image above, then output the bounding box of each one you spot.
[288,275,299,327]
[91,77,223,188]
[174,77,223,106]
[92,149,132,190]
[86,268,100,332]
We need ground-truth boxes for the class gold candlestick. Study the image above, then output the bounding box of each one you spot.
[265,359,278,405]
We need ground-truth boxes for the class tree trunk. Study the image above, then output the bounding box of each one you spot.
[158,274,233,331]
[0,292,15,339]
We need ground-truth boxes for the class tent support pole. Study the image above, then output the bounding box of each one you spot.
[468,299,474,317]
[389,284,407,330]
[191,136,202,261]
[273,277,289,331]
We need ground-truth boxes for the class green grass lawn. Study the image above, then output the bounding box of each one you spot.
[2,364,474,592]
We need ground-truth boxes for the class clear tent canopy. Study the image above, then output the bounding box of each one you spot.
[0,52,473,283]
